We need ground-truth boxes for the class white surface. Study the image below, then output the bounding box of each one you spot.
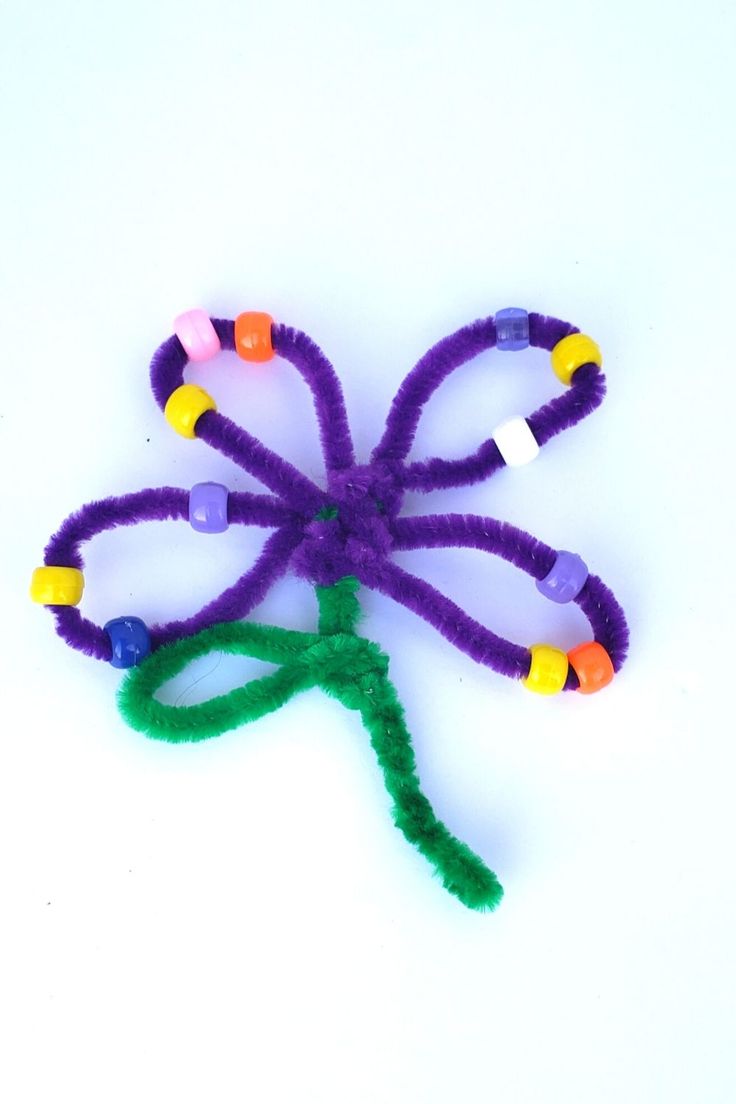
[1,2,735,1101]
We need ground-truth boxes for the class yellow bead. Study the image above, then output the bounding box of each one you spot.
[523,644,569,695]
[164,384,216,438]
[30,566,84,606]
[551,333,602,386]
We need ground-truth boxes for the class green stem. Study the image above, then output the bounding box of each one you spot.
[117,577,503,911]
[316,575,362,635]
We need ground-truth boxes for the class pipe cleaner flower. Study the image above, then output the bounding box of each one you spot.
[31,306,629,911]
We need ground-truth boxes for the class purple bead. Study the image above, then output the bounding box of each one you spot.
[495,307,529,351]
[189,482,229,533]
[104,616,151,668]
[536,551,588,604]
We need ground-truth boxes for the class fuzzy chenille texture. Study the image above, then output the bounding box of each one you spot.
[119,577,502,911]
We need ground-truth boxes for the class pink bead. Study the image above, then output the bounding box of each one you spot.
[173,309,221,362]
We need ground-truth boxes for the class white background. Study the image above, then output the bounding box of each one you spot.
[1,1,735,1101]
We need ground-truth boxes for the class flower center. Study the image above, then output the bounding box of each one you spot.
[291,463,400,585]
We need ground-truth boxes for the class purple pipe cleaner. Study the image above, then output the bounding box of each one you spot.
[39,308,628,692]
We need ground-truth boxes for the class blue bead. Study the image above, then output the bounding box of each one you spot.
[495,307,529,351]
[536,551,589,604]
[189,482,229,533]
[104,616,152,668]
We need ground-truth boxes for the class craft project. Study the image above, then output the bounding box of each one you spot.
[31,306,629,910]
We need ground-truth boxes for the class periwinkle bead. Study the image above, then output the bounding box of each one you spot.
[104,617,151,669]
[536,551,588,604]
[189,482,229,533]
[495,307,529,351]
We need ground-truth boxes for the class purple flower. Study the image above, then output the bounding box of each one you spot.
[40,311,628,690]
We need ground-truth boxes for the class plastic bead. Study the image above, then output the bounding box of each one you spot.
[30,566,84,606]
[234,311,274,362]
[536,551,589,604]
[551,333,602,385]
[164,384,216,438]
[523,644,569,695]
[104,617,152,669]
[493,416,540,467]
[495,307,529,351]
[174,309,221,362]
[568,641,614,694]
[189,482,229,533]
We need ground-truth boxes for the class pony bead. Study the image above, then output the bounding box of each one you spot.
[568,640,615,694]
[173,309,221,362]
[495,307,530,351]
[105,617,152,669]
[164,383,217,438]
[536,551,589,604]
[551,333,603,385]
[492,415,540,467]
[189,482,229,533]
[523,644,569,695]
[234,311,274,362]
[30,566,84,606]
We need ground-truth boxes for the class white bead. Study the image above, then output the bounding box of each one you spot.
[493,416,540,467]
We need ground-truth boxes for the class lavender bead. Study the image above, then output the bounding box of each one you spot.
[536,551,588,604]
[189,482,229,533]
[495,307,529,351]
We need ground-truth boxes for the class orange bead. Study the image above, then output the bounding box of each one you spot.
[234,311,274,362]
[568,641,614,694]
